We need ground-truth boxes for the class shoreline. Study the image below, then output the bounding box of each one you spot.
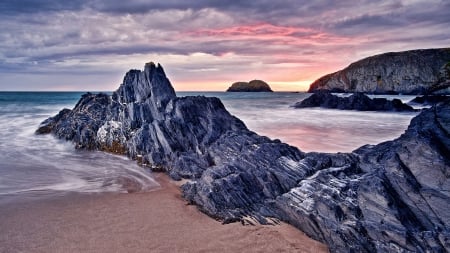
[0,173,328,253]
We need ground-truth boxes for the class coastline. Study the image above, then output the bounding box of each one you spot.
[0,173,328,253]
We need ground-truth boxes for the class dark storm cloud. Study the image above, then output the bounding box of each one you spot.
[1,43,183,61]
[4,0,447,33]
[403,1,450,24]
[0,0,293,14]
[0,0,372,22]
[330,1,450,35]
[0,0,449,91]
[88,0,302,14]
[334,14,405,30]
[88,0,227,13]
[0,0,85,14]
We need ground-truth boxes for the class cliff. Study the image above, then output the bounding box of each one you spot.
[37,62,450,252]
[308,48,450,94]
[226,80,273,92]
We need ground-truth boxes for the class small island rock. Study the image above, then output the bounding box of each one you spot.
[226,80,273,92]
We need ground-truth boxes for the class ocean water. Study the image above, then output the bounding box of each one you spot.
[181,92,418,153]
[0,91,418,203]
[0,92,159,204]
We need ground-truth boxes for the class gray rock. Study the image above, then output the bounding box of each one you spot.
[308,48,450,94]
[226,80,273,92]
[408,95,450,106]
[36,62,450,252]
[275,104,450,252]
[294,91,416,111]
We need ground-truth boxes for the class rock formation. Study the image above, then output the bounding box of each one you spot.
[37,62,449,252]
[226,80,273,92]
[408,95,450,106]
[294,91,416,111]
[308,48,450,94]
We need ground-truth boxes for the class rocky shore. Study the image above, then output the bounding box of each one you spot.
[37,62,449,252]
[408,95,450,106]
[293,91,416,111]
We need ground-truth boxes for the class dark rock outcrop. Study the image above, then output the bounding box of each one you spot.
[293,91,416,111]
[409,95,450,106]
[37,62,450,253]
[226,80,273,92]
[308,48,450,94]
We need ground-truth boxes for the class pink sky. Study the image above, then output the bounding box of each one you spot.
[0,1,449,91]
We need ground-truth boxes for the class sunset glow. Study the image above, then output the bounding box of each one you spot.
[0,1,449,91]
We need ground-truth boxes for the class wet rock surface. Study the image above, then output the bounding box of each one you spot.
[308,48,450,94]
[37,62,450,252]
[408,95,450,106]
[294,91,416,111]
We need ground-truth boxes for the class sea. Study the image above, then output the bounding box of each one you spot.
[0,91,419,204]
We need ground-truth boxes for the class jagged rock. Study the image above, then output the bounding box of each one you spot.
[275,104,450,252]
[293,91,416,111]
[36,62,450,252]
[35,108,71,134]
[308,48,450,94]
[408,95,450,106]
[226,80,273,92]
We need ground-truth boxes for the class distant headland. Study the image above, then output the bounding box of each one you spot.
[308,48,450,95]
[226,80,273,92]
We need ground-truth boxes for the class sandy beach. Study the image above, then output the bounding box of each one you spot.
[0,174,328,253]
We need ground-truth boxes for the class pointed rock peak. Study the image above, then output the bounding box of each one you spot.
[144,62,161,75]
[113,62,176,105]
[143,62,168,81]
[145,61,156,68]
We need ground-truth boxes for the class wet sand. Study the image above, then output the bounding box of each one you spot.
[0,174,328,253]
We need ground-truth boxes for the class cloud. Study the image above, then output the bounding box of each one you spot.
[333,14,404,31]
[0,0,449,91]
[331,1,450,35]
[0,0,85,14]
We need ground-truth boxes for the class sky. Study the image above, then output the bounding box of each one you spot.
[0,1,449,91]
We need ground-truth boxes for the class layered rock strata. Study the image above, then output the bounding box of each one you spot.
[294,91,416,111]
[37,62,450,253]
[308,48,450,94]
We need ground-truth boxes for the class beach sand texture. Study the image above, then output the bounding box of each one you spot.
[0,174,328,253]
